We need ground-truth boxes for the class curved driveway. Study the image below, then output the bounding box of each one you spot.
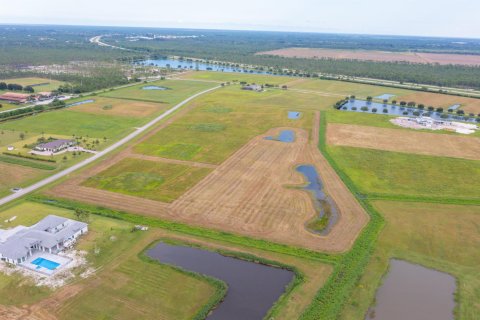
[0,85,220,207]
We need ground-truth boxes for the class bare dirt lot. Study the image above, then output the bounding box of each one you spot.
[257,47,480,66]
[49,113,368,252]
[327,123,480,160]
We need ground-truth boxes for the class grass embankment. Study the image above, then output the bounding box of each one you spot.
[134,86,321,164]
[83,157,213,202]
[340,201,480,320]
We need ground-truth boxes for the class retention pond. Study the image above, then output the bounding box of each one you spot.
[296,165,338,234]
[147,242,294,320]
[367,259,456,320]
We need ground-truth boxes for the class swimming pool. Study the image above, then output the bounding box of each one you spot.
[31,257,60,270]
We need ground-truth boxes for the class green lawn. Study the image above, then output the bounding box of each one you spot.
[0,109,141,142]
[341,201,480,320]
[100,79,216,104]
[134,86,317,164]
[327,146,480,200]
[83,158,213,202]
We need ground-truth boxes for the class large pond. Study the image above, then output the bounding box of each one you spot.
[147,242,294,320]
[296,165,338,234]
[339,99,476,122]
[367,259,456,320]
[138,58,270,74]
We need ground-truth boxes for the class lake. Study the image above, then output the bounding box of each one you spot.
[138,58,270,74]
[367,259,456,320]
[147,242,294,320]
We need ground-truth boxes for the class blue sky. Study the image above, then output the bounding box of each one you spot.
[1,0,479,38]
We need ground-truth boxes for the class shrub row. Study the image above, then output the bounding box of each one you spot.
[0,155,56,170]
[2,152,56,163]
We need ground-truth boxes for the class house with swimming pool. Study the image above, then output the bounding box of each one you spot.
[0,215,88,274]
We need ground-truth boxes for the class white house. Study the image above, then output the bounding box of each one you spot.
[34,139,76,153]
[0,215,88,265]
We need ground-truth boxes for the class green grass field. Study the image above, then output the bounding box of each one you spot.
[100,79,216,104]
[84,157,213,202]
[327,146,480,200]
[134,86,322,164]
[0,109,142,142]
[180,71,294,85]
[341,201,480,320]
[289,78,414,100]
[0,77,66,92]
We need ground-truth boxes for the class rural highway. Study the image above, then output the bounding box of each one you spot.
[0,85,221,207]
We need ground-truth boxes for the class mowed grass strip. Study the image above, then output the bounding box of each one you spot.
[134,87,317,164]
[327,146,480,200]
[83,157,213,202]
[100,79,216,104]
[341,201,480,319]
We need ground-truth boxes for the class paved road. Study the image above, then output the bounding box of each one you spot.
[0,85,221,207]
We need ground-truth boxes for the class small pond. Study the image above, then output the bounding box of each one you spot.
[448,104,461,110]
[296,165,338,234]
[265,130,295,143]
[338,99,476,122]
[141,85,168,90]
[288,111,302,119]
[367,259,456,320]
[147,242,294,320]
[66,99,94,107]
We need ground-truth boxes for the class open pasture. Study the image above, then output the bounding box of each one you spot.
[83,157,213,203]
[134,86,338,164]
[0,109,142,143]
[327,123,480,160]
[0,77,66,92]
[396,91,480,114]
[327,146,480,200]
[341,201,480,319]
[286,77,413,99]
[0,162,47,197]
[178,70,294,85]
[68,96,167,118]
[100,79,216,104]
[51,117,369,252]
[0,129,36,147]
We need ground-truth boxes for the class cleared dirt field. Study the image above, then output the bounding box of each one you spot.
[327,123,480,160]
[69,97,167,118]
[49,112,369,252]
[396,91,480,114]
[257,47,480,66]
